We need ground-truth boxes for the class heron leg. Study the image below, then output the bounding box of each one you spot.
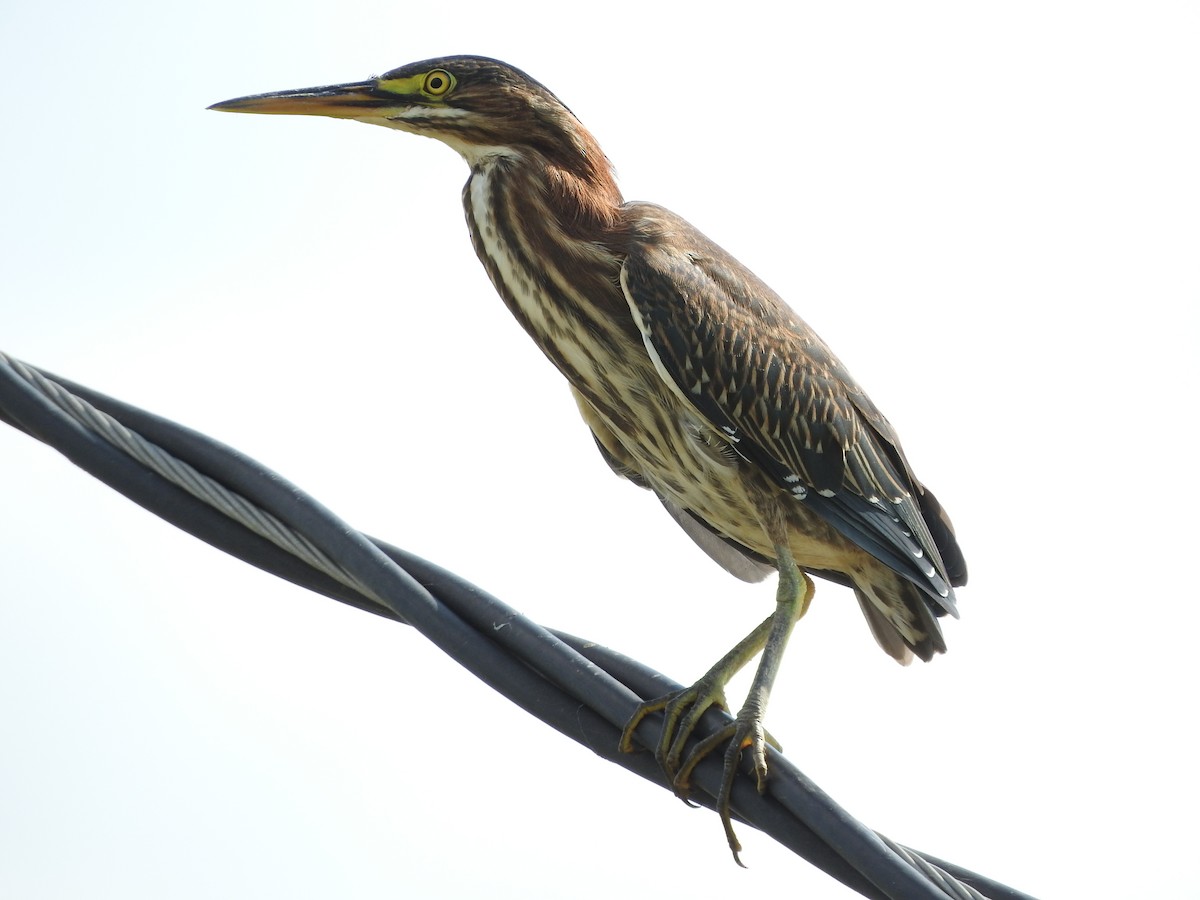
[618,612,775,777]
[701,546,812,860]
[618,543,814,862]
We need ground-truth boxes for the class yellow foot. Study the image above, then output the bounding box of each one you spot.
[618,679,730,796]
[620,686,782,865]
[674,707,780,865]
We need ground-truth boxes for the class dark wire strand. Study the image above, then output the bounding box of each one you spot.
[0,352,1039,900]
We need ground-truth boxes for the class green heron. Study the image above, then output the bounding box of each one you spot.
[211,56,966,858]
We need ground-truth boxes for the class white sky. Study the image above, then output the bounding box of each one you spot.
[2,2,1198,898]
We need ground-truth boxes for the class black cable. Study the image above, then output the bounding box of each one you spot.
[0,353,1037,900]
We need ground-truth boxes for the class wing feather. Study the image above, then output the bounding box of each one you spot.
[619,204,964,612]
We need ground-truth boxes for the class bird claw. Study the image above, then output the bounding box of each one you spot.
[619,678,728,778]
[670,706,774,865]
[621,686,774,864]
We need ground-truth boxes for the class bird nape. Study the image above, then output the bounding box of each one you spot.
[210,55,967,862]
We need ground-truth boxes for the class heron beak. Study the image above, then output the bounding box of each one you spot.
[208,81,390,118]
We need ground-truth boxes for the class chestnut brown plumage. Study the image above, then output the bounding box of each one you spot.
[211,55,967,860]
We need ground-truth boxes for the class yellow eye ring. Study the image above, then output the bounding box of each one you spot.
[422,69,453,97]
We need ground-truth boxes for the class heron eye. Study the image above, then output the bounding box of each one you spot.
[422,69,453,96]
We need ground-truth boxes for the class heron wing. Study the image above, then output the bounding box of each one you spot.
[619,204,961,613]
